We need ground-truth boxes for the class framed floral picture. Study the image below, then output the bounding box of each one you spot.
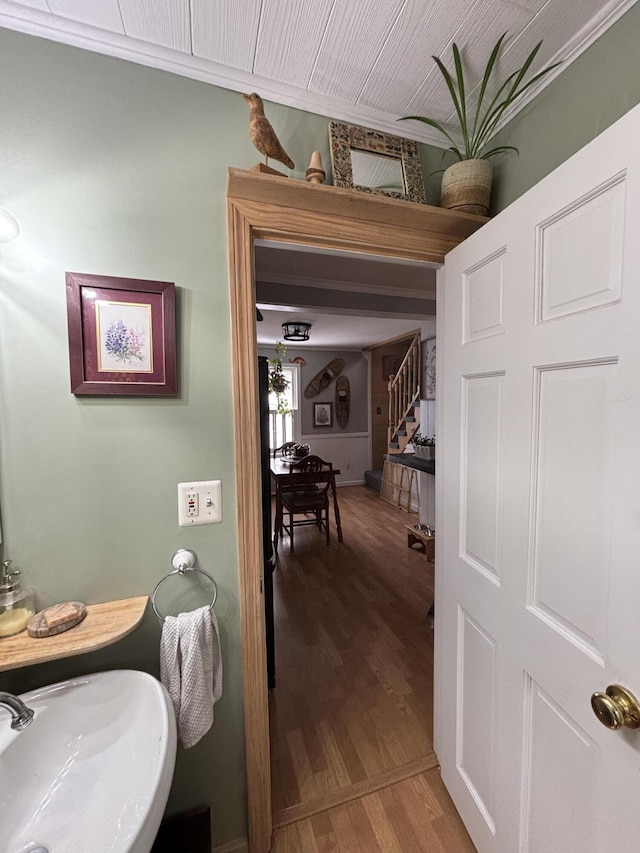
[65,272,177,395]
[314,402,333,427]
[423,337,436,400]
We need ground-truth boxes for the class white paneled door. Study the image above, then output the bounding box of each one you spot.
[436,103,640,852]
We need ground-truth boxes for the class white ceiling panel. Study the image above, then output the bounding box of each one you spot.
[506,0,614,68]
[488,0,611,127]
[0,0,634,149]
[402,6,535,129]
[356,0,482,114]
[13,0,48,10]
[254,0,335,88]
[308,0,405,101]
[119,0,190,53]
[46,0,123,32]
[191,0,261,71]
[508,0,552,12]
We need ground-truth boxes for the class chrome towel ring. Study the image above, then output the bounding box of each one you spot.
[152,548,217,624]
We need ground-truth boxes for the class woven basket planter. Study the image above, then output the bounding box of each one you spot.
[441,159,493,216]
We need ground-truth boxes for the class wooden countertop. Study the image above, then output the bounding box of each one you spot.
[0,596,148,672]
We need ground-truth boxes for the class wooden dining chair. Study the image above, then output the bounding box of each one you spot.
[271,441,297,459]
[276,455,337,553]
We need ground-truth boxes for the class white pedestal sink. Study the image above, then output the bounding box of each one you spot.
[0,669,177,853]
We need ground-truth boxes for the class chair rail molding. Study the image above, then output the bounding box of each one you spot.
[300,431,369,439]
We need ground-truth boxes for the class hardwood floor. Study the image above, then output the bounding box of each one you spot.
[269,485,475,851]
[271,767,474,852]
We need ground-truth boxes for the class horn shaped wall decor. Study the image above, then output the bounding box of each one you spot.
[304,358,344,399]
[335,375,350,428]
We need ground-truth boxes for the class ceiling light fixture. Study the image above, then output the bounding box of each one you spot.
[282,321,311,342]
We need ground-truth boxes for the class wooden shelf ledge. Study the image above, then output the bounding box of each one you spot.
[0,595,148,672]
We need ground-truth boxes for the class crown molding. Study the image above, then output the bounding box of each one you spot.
[494,0,637,134]
[0,0,634,150]
[0,1,444,146]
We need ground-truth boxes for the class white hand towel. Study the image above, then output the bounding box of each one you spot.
[159,613,181,724]
[159,605,223,749]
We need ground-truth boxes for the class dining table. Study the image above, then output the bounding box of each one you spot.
[270,457,343,553]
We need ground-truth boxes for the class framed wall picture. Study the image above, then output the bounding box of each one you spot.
[314,402,333,427]
[65,272,177,396]
[423,337,436,400]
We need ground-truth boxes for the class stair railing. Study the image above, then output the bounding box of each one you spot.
[387,331,422,448]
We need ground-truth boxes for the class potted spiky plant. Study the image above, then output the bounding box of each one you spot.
[399,34,560,215]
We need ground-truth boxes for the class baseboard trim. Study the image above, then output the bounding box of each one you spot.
[272,752,438,828]
[212,839,248,853]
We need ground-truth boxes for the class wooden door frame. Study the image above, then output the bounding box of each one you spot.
[226,167,486,852]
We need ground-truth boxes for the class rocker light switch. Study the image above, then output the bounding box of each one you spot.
[178,480,222,526]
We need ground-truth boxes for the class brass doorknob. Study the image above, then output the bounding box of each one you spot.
[591,684,640,730]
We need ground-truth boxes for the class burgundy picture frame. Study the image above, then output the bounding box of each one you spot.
[65,272,177,396]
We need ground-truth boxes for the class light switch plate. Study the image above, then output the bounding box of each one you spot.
[178,480,222,526]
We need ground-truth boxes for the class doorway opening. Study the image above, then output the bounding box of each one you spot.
[256,243,440,827]
[226,167,484,851]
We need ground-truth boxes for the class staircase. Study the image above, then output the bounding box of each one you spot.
[387,331,421,454]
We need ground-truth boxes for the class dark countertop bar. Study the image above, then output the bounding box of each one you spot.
[385,453,435,475]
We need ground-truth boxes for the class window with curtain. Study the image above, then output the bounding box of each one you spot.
[268,364,300,450]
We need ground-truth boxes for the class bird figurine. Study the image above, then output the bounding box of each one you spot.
[242,92,295,175]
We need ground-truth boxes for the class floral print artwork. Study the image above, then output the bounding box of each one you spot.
[105,320,145,363]
[97,300,153,372]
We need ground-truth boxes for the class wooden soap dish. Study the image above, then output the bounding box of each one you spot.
[27,601,87,638]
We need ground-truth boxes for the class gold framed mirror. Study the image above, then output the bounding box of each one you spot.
[329,121,426,204]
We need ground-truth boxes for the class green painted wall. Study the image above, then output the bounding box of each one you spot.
[0,27,334,847]
[1,5,638,845]
[491,1,640,213]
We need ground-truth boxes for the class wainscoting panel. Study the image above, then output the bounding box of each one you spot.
[301,432,370,486]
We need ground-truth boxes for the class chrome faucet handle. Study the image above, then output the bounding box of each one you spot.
[0,692,34,730]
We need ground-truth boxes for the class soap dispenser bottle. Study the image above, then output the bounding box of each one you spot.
[0,560,36,638]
